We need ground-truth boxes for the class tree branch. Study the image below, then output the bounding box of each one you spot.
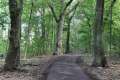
[66,2,79,16]
[49,4,58,22]
[69,7,77,21]
[111,0,116,7]
[63,0,74,12]
[59,0,74,20]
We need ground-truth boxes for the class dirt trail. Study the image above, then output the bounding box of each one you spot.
[36,55,92,80]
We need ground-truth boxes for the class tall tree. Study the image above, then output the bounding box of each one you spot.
[109,0,116,52]
[4,0,23,71]
[49,0,73,55]
[65,3,79,54]
[24,0,34,59]
[92,0,108,67]
[41,6,46,54]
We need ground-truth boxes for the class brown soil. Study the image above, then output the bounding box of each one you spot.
[0,56,119,80]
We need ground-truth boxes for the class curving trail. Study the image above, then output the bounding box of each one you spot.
[37,55,92,80]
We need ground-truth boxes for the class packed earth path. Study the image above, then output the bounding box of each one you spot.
[0,55,120,80]
[35,55,95,80]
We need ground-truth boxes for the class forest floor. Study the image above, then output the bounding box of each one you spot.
[0,55,119,80]
[82,56,120,80]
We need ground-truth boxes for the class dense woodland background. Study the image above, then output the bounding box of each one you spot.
[0,0,119,71]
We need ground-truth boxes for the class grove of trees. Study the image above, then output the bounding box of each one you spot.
[0,0,119,71]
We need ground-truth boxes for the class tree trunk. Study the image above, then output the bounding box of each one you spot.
[4,0,23,71]
[53,0,65,55]
[24,0,33,58]
[50,0,73,55]
[65,20,71,54]
[41,8,46,38]
[109,0,116,53]
[65,3,79,54]
[53,17,64,55]
[92,0,108,67]
[41,7,46,54]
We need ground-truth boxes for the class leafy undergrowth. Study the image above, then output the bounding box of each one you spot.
[0,56,119,80]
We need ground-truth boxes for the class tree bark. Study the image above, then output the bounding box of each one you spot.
[109,0,116,52]
[53,0,64,55]
[92,0,108,67]
[4,0,23,71]
[41,7,46,54]
[53,16,64,55]
[65,20,71,54]
[49,0,73,55]
[65,3,79,54]
[24,0,34,59]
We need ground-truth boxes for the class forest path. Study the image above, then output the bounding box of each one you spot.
[36,55,92,80]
